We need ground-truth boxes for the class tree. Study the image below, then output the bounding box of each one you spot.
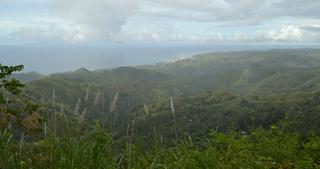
[0,64,40,133]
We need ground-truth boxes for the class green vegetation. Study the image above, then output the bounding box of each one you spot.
[21,49,320,137]
[0,64,40,133]
[10,71,44,83]
[1,122,320,169]
[134,90,320,140]
[1,49,320,168]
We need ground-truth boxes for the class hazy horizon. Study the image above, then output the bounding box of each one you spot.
[2,44,320,75]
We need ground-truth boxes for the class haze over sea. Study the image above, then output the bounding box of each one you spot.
[1,44,319,74]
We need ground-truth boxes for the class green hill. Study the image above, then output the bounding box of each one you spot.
[134,90,320,141]
[2,49,320,168]
[22,48,320,137]
[11,71,44,83]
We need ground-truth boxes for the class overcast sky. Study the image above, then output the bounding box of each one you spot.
[1,0,320,45]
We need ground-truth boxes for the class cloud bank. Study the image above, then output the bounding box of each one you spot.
[1,0,320,44]
[143,0,320,24]
[51,0,138,40]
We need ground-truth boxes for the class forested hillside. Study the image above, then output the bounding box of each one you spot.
[2,49,320,168]
[10,71,44,83]
[20,49,320,136]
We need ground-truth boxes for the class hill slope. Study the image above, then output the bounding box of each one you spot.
[22,48,320,137]
[11,71,44,83]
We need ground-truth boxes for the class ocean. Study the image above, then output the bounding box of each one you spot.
[1,44,319,74]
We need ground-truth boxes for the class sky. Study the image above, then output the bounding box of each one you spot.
[0,0,320,45]
[1,0,320,74]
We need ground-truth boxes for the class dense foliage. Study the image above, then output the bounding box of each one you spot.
[21,49,320,136]
[1,123,320,169]
[0,64,40,133]
[134,91,320,141]
[2,49,320,168]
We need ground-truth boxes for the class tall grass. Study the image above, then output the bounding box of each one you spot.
[94,91,101,106]
[170,97,178,141]
[143,103,149,116]
[1,124,319,169]
[110,91,119,134]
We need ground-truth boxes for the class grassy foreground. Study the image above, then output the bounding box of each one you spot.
[1,124,320,169]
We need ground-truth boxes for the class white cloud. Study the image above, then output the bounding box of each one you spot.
[1,0,320,44]
[2,18,91,43]
[61,26,88,42]
[301,25,320,33]
[141,0,320,25]
[170,33,225,43]
[230,33,251,42]
[256,25,320,42]
[119,28,161,42]
[51,0,138,40]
